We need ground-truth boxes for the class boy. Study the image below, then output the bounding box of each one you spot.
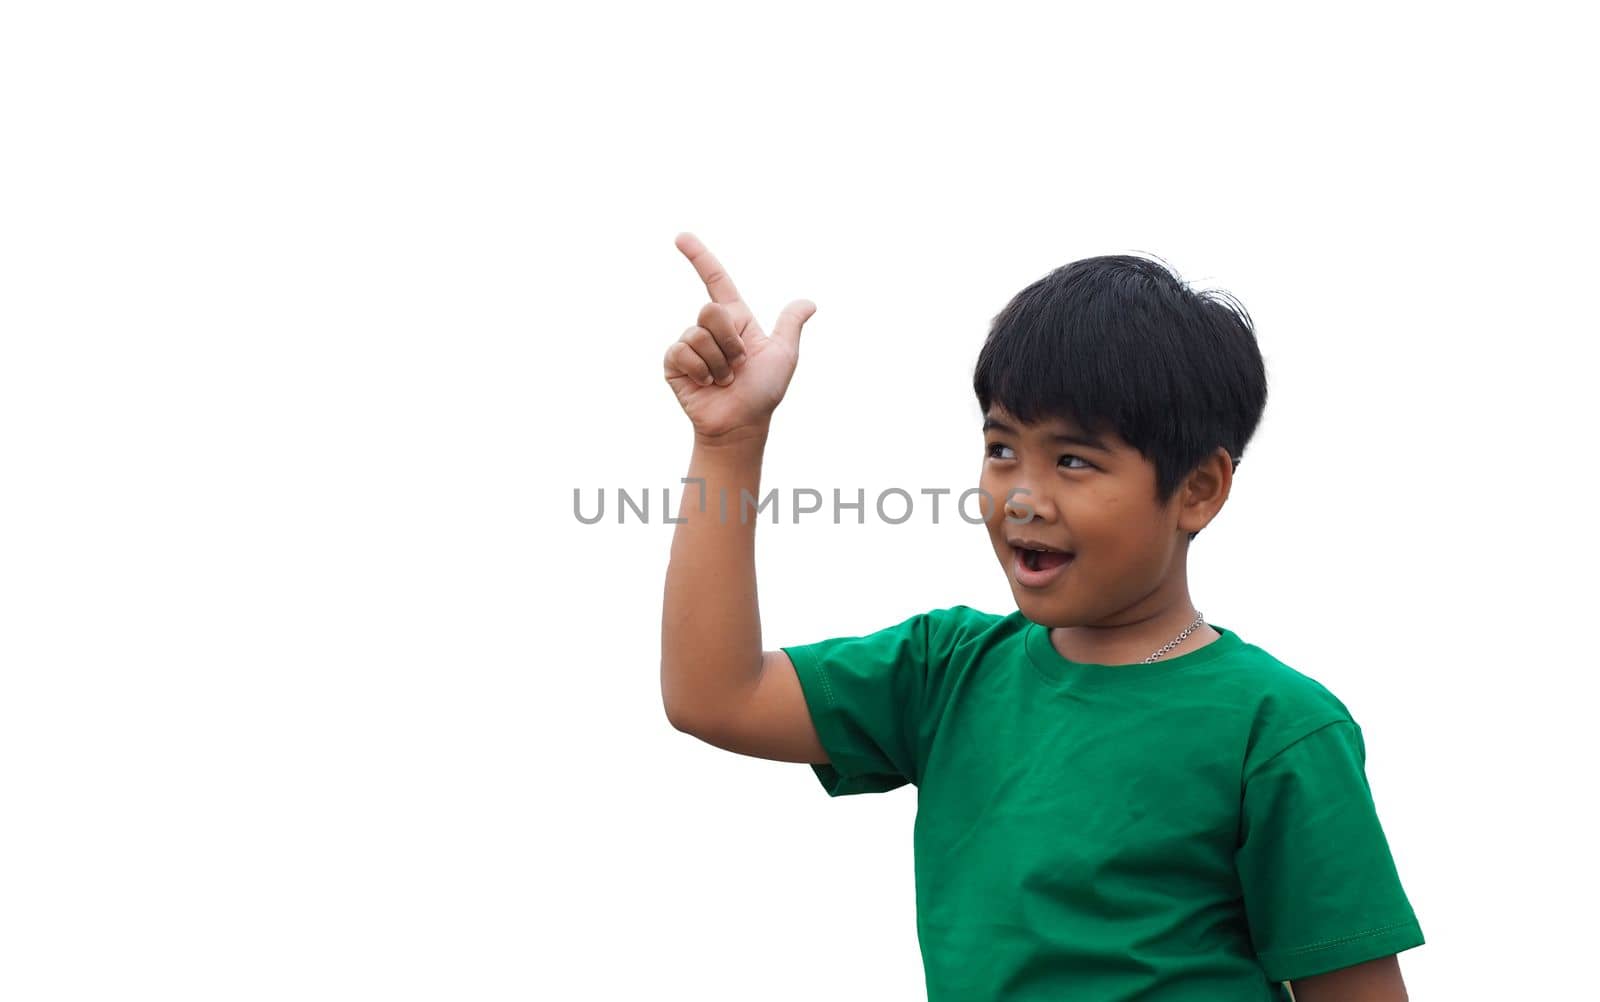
[659,232,1424,1001]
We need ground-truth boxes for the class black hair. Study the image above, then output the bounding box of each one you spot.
[973,253,1267,542]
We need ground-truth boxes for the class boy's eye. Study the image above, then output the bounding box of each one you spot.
[986,442,1092,470]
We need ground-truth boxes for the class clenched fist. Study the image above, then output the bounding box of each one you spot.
[663,232,816,445]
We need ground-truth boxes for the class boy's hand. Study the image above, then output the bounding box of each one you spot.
[664,232,816,446]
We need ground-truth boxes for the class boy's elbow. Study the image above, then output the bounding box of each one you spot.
[664,701,701,735]
[662,673,714,736]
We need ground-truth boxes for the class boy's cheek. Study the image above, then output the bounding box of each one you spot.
[976,472,1009,521]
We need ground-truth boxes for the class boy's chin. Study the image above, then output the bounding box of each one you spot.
[1010,590,1078,626]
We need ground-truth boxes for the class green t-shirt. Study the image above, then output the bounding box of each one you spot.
[781,605,1424,1001]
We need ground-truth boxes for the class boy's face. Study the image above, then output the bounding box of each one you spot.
[979,404,1201,628]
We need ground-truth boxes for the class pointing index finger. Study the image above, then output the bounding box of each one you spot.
[675,232,744,305]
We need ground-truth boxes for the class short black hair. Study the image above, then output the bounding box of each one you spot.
[973,253,1268,542]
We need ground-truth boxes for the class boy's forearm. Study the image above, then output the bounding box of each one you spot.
[660,425,770,732]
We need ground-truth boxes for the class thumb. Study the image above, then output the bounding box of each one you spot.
[770,299,817,353]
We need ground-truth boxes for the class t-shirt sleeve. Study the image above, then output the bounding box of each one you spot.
[780,607,952,797]
[1234,718,1426,982]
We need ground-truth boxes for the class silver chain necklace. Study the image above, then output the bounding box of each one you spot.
[1143,611,1207,663]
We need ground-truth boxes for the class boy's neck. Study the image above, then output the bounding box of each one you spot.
[1048,611,1220,666]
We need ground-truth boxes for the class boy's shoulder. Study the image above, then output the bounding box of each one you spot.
[915,602,1026,652]
[1225,628,1350,695]
[1219,630,1366,770]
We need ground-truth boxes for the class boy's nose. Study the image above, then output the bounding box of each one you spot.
[1003,486,1054,522]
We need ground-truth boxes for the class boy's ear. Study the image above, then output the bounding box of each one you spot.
[1176,447,1234,536]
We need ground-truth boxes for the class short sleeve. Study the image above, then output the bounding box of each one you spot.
[1235,719,1425,982]
[780,609,942,797]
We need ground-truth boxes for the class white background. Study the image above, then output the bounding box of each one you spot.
[2,2,1595,999]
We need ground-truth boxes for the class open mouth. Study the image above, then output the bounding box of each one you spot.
[1019,547,1073,572]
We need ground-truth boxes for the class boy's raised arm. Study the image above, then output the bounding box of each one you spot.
[658,233,820,753]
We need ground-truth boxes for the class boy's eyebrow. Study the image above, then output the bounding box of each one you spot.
[982,417,1111,452]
